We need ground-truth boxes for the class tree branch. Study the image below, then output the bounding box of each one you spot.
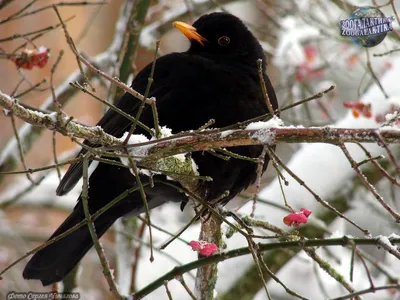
[0,0,135,183]
[133,236,400,299]
[2,89,400,160]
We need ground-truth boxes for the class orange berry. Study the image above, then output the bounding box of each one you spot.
[352,109,360,118]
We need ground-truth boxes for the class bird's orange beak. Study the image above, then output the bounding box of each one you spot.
[173,21,208,46]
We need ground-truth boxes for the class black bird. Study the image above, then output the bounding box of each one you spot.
[23,12,278,285]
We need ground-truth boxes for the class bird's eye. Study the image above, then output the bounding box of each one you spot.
[218,36,230,47]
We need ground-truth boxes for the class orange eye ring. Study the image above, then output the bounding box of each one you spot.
[218,36,230,46]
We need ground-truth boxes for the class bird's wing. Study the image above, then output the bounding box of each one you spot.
[56,56,169,196]
[56,53,215,195]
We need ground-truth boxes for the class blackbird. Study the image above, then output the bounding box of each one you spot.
[23,12,278,285]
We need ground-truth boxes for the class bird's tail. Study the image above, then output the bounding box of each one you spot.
[22,202,118,286]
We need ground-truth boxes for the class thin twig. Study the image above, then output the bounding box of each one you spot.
[164,281,173,300]
[279,85,335,114]
[157,180,249,238]
[159,208,203,250]
[10,78,25,97]
[0,157,82,175]
[246,238,272,299]
[70,81,152,134]
[251,146,268,217]
[339,143,400,222]
[130,220,146,293]
[373,47,400,57]
[365,48,389,98]
[176,275,198,300]
[53,5,92,90]
[0,0,38,25]
[1,178,147,280]
[330,284,400,300]
[76,2,104,44]
[126,155,154,262]
[264,146,289,185]
[243,215,359,296]
[213,148,257,162]
[356,251,375,289]
[81,154,124,299]
[374,131,400,176]
[116,0,150,88]
[125,40,160,142]
[268,148,371,235]
[0,1,107,25]
[50,50,65,181]
[137,216,191,246]
[115,228,194,279]
[356,143,400,187]
[303,247,358,297]
[257,59,275,115]
[10,114,36,185]
[0,0,136,188]
[350,245,355,282]
[14,79,47,98]
[0,176,45,209]
[256,251,307,299]
[356,155,383,167]
[0,15,75,42]
[53,5,153,104]
[52,131,61,181]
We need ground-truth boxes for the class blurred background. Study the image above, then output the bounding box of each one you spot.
[1,0,400,299]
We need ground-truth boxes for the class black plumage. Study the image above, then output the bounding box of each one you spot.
[23,12,278,285]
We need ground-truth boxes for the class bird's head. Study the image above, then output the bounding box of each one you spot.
[173,12,266,66]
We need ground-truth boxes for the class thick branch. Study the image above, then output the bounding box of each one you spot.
[0,91,121,146]
[195,214,222,300]
[1,90,400,156]
[141,127,400,161]
[133,236,400,299]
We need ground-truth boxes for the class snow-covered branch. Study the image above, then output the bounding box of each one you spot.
[2,89,400,160]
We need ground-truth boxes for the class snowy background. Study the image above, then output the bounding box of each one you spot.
[1,0,400,299]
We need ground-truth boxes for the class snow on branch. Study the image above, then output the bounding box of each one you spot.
[2,89,400,162]
[0,90,121,146]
